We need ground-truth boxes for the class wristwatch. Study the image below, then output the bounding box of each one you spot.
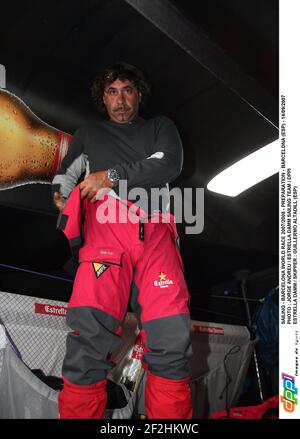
[107,168,121,186]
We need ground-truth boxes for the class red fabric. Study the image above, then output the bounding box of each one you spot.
[145,371,193,419]
[51,132,73,177]
[60,184,83,241]
[58,378,107,419]
[211,395,279,419]
[63,187,190,323]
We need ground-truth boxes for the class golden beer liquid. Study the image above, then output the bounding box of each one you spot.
[0,89,71,189]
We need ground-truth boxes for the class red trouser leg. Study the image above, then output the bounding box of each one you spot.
[132,220,193,419]
[58,378,107,419]
[145,371,192,419]
[58,244,132,419]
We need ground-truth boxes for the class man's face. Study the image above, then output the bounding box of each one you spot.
[103,78,141,123]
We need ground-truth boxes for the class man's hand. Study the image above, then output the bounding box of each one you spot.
[79,170,115,203]
[53,192,66,211]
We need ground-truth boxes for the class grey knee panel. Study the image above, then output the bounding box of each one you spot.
[63,306,121,385]
[142,314,192,380]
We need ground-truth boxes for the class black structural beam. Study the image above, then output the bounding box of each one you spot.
[124,0,278,130]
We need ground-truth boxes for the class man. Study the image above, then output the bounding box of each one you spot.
[52,63,193,419]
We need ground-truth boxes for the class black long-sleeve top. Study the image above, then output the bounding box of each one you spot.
[52,115,183,213]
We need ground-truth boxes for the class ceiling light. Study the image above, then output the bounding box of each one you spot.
[207,140,279,197]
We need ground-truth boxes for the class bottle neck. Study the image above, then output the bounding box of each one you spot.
[51,131,72,177]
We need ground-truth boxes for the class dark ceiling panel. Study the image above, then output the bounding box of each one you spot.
[125,0,278,128]
[173,0,279,99]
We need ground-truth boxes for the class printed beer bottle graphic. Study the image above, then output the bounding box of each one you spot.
[120,332,144,392]
[0,89,72,189]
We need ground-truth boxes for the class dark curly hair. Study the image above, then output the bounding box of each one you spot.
[91,62,151,114]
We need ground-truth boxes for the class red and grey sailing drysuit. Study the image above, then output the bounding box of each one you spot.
[53,116,193,419]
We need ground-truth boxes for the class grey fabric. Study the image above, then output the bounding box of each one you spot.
[63,306,122,385]
[56,212,68,230]
[129,278,142,329]
[189,322,256,418]
[0,343,59,419]
[142,314,192,379]
[136,368,146,416]
[52,152,88,199]
[69,236,83,248]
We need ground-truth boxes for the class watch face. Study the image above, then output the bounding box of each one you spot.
[108,169,120,182]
